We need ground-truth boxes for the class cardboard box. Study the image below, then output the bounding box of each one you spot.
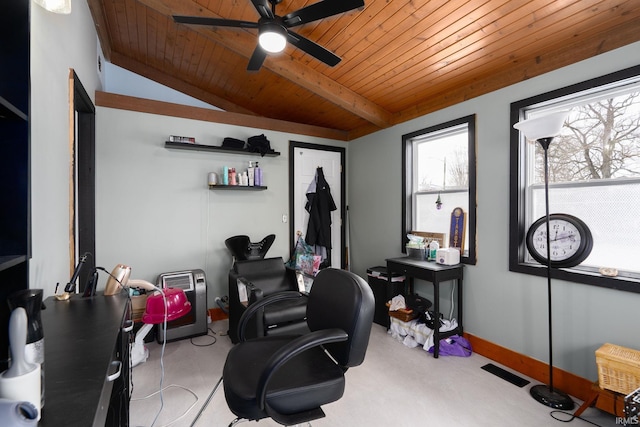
[131,294,148,322]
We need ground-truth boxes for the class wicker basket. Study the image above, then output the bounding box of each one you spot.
[386,303,417,322]
[595,343,640,395]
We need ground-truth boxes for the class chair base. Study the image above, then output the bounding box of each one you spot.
[229,417,248,427]
[268,406,325,426]
[229,417,312,427]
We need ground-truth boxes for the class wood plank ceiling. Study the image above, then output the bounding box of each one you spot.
[88,0,640,140]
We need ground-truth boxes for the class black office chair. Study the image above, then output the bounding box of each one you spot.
[225,234,275,262]
[222,268,375,426]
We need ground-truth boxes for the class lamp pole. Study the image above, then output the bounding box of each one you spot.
[514,110,574,410]
[542,138,555,392]
[529,137,574,410]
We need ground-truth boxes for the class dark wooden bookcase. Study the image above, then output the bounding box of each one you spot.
[0,0,30,371]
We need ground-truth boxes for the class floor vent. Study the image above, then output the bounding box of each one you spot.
[481,363,530,388]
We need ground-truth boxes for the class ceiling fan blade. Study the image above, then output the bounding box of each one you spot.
[250,0,274,19]
[282,0,364,28]
[247,46,268,71]
[173,15,259,29]
[286,30,341,67]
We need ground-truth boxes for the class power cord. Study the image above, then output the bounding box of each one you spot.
[95,266,128,295]
[131,384,199,427]
[95,266,172,427]
[549,409,605,426]
[150,293,168,427]
[190,328,218,347]
[98,265,226,426]
[448,280,455,320]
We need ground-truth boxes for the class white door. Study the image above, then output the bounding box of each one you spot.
[292,144,343,269]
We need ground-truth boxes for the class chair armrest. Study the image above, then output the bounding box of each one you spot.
[236,276,264,303]
[237,291,305,342]
[256,329,349,417]
[285,266,300,290]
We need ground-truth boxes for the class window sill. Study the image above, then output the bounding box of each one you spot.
[509,262,640,293]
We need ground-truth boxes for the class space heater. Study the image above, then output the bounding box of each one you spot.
[155,269,208,343]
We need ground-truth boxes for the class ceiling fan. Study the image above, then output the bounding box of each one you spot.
[173,0,365,71]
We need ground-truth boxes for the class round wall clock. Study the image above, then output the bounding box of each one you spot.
[525,213,593,268]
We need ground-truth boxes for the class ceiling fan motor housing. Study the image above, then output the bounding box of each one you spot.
[173,0,365,70]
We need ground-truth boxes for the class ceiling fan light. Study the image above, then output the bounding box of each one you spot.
[258,24,287,53]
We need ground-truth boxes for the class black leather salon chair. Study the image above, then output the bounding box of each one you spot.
[227,257,309,343]
[223,268,375,426]
[225,234,275,262]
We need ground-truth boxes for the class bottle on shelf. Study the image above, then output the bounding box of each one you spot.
[248,161,255,186]
[255,162,262,186]
[222,166,229,185]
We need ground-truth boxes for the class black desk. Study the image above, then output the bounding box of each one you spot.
[39,292,131,426]
[385,257,463,358]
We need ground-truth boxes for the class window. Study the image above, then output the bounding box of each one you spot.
[402,115,477,265]
[510,65,640,292]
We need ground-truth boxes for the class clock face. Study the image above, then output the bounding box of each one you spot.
[525,213,593,268]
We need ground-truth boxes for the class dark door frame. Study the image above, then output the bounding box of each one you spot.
[70,71,96,291]
[288,141,346,269]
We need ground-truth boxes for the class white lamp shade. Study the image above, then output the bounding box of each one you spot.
[513,110,570,141]
[258,23,287,53]
[34,0,71,14]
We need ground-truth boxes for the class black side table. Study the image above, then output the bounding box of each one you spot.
[385,257,463,358]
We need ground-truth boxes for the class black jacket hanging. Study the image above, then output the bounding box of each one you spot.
[305,167,337,251]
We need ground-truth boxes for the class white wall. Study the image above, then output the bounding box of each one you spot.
[95,107,346,308]
[30,0,102,294]
[348,41,640,380]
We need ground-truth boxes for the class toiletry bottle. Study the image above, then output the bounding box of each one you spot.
[222,166,229,185]
[242,171,248,186]
[230,168,237,185]
[429,240,439,261]
[248,161,255,186]
[254,162,262,186]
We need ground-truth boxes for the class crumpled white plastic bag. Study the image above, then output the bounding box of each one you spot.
[388,294,406,311]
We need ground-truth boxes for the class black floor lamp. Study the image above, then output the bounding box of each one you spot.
[514,110,575,410]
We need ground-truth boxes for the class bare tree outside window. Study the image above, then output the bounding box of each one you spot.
[450,148,469,187]
[533,93,640,183]
[511,66,640,290]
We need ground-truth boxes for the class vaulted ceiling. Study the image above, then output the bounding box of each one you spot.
[88,0,640,140]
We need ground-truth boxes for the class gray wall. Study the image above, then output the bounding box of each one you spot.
[30,0,103,295]
[28,0,640,383]
[347,41,640,381]
[95,107,346,307]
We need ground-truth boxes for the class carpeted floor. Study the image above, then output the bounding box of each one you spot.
[130,319,618,427]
